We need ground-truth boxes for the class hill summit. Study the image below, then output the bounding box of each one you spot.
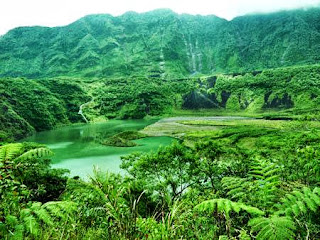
[1,8,320,78]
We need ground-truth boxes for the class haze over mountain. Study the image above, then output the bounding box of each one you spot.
[2,0,320,35]
[1,7,320,78]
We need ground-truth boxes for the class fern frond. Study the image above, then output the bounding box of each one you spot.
[43,201,78,221]
[0,143,23,161]
[44,203,65,219]
[20,207,41,237]
[195,198,264,217]
[313,187,320,195]
[222,177,250,201]
[23,215,40,236]
[263,165,279,177]
[4,215,19,228]
[239,203,265,216]
[13,224,24,240]
[275,187,320,217]
[20,208,32,219]
[249,170,264,180]
[264,175,280,183]
[33,207,54,226]
[239,230,251,240]
[296,201,307,214]
[222,159,281,209]
[304,197,318,212]
[15,147,53,161]
[248,159,280,182]
[224,199,233,216]
[13,201,75,238]
[249,215,296,240]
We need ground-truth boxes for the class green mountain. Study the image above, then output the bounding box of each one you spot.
[1,8,320,78]
[2,8,320,141]
[3,8,320,240]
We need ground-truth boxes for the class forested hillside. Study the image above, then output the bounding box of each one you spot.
[186,65,320,115]
[2,64,320,142]
[1,8,320,78]
[0,78,89,142]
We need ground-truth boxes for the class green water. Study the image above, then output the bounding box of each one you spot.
[23,119,174,178]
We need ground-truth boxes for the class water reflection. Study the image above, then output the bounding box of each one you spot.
[23,119,173,178]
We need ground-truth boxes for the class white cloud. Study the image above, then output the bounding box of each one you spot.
[1,0,320,35]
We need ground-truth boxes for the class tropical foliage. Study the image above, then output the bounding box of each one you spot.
[1,6,320,240]
[2,118,320,239]
[2,64,320,141]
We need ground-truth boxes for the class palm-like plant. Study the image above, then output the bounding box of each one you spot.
[196,158,320,240]
[0,143,74,239]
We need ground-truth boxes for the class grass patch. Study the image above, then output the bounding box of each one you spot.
[172,116,320,156]
[169,108,320,121]
[179,119,287,129]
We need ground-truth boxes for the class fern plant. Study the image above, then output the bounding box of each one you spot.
[246,186,320,240]
[249,215,296,240]
[201,157,320,240]
[275,187,320,217]
[15,147,53,161]
[1,201,77,239]
[195,198,265,218]
[195,198,264,237]
[221,177,252,201]
[0,143,23,162]
[1,143,56,206]
[0,143,53,162]
[0,144,29,217]
[222,158,282,210]
[0,143,71,239]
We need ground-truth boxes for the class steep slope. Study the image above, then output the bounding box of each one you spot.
[0,78,89,141]
[1,8,320,78]
[184,64,320,118]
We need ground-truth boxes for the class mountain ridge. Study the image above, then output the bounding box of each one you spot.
[1,7,320,78]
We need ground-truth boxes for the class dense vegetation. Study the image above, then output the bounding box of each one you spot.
[0,78,89,142]
[1,119,320,239]
[100,130,147,147]
[186,64,320,116]
[1,6,320,240]
[0,76,194,141]
[2,64,320,141]
[1,8,320,78]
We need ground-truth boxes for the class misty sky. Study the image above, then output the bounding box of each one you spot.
[1,0,320,35]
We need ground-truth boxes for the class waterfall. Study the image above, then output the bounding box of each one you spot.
[196,40,202,72]
[160,48,165,79]
[78,99,93,123]
[182,33,202,74]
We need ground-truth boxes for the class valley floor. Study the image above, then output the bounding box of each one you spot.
[2,113,320,239]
